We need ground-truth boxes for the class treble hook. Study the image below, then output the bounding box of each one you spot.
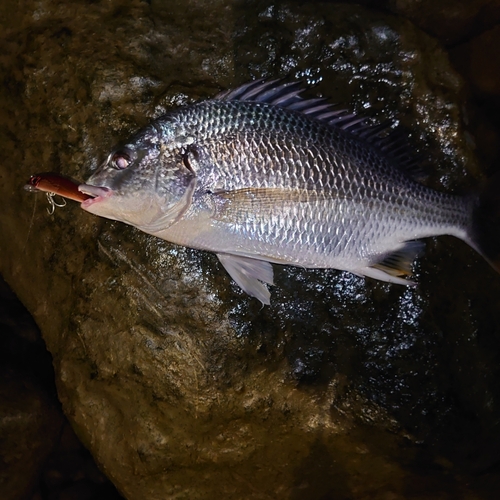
[45,192,67,215]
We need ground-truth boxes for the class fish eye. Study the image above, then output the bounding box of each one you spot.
[110,150,132,170]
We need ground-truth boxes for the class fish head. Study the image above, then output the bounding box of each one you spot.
[79,122,196,233]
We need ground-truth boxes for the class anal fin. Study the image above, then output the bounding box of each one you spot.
[361,240,425,285]
[217,254,274,305]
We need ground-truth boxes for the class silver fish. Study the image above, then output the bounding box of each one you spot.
[78,80,500,304]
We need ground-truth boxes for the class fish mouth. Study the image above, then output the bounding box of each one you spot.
[78,184,112,209]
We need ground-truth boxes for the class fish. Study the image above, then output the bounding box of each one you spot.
[77,80,500,305]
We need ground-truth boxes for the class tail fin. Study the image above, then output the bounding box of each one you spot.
[470,172,500,273]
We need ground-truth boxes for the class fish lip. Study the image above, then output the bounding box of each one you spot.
[78,184,112,208]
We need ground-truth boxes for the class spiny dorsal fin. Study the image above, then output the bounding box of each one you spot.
[215,79,351,123]
[215,79,424,179]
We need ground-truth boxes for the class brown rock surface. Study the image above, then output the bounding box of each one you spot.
[1,1,500,499]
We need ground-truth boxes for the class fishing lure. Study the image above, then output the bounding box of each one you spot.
[24,172,91,213]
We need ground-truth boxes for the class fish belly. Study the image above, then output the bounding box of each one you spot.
[154,189,469,272]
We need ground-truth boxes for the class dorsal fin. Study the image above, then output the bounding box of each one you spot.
[215,79,349,122]
[214,80,424,179]
[215,79,381,134]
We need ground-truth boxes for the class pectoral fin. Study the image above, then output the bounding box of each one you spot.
[217,253,274,305]
[212,187,325,224]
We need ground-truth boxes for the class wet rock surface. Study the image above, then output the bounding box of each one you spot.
[0,276,122,499]
[0,276,60,499]
[1,1,500,499]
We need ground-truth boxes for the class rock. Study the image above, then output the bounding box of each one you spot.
[1,1,500,499]
[38,422,122,500]
[450,23,500,184]
[385,0,500,45]
[0,368,62,500]
[0,276,119,499]
[451,24,500,99]
[0,278,63,500]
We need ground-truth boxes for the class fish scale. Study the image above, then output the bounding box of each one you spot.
[78,80,499,304]
[196,105,462,221]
